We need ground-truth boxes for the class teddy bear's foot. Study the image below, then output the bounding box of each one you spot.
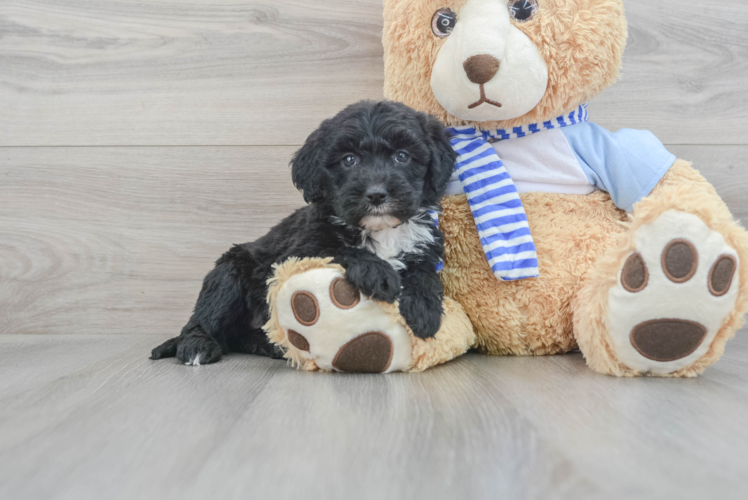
[264,257,476,373]
[605,210,739,375]
[272,267,413,373]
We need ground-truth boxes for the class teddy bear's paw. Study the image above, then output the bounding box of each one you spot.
[274,267,412,373]
[607,210,740,375]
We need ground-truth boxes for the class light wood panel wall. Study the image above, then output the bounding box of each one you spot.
[2,0,748,336]
[2,1,748,146]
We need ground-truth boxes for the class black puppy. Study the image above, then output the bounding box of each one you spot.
[151,100,456,365]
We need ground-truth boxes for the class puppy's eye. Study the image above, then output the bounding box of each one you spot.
[342,154,359,168]
[508,0,539,23]
[431,8,456,38]
[394,151,410,163]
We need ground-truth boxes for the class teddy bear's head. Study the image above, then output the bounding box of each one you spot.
[383,0,627,130]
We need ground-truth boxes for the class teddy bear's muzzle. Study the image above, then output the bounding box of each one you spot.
[463,54,500,85]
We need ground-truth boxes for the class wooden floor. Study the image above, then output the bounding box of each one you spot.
[1,333,748,500]
[2,1,748,499]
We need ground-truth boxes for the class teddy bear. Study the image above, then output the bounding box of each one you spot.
[379,0,748,377]
[265,0,747,377]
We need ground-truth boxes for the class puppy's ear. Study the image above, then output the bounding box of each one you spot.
[291,120,332,204]
[419,112,456,206]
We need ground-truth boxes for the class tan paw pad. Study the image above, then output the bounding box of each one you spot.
[630,319,707,362]
[292,291,319,326]
[332,332,394,373]
[709,255,737,297]
[621,253,648,293]
[608,210,740,375]
[287,330,310,351]
[330,278,360,309]
[662,239,698,283]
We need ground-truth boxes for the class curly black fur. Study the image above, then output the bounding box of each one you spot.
[151,100,456,365]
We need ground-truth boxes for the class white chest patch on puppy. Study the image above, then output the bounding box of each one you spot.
[361,216,435,270]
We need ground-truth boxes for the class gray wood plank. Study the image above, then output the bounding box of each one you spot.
[0,0,385,147]
[1,145,746,338]
[0,146,304,337]
[2,0,747,146]
[669,145,748,221]
[0,332,746,500]
[591,0,748,144]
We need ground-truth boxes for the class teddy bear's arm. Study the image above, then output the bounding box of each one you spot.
[562,122,676,212]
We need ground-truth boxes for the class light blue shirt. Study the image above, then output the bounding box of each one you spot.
[444,121,677,213]
[562,122,676,212]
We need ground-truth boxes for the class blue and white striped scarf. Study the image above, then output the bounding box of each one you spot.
[440,104,589,281]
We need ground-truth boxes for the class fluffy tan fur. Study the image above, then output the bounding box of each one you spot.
[383,0,747,377]
[408,297,476,372]
[383,0,627,130]
[574,161,748,377]
[441,191,627,356]
[264,257,335,371]
[264,257,476,372]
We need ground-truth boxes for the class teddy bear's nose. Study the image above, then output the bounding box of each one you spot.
[463,54,500,85]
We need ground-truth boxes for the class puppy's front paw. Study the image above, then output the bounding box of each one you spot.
[399,292,443,339]
[345,260,402,303]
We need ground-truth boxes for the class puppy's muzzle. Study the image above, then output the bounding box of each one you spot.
[365,185,389,207]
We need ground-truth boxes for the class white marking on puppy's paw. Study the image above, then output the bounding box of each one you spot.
[185,355,201,366]
[608,210,739,374]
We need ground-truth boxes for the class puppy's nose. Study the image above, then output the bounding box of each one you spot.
[366,186,389,206]
[464,54,500,85]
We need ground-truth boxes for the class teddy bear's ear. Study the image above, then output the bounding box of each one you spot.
[419,112,457,206]
[290,120,333,204]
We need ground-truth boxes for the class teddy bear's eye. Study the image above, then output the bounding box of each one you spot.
[508,0,539,23]
[431,8,457,38]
